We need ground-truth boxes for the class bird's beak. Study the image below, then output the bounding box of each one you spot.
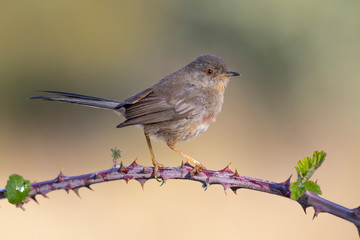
[225,71,241,77]
[216,71,241,78]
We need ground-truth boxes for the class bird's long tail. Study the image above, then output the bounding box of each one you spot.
[30,91,124,109]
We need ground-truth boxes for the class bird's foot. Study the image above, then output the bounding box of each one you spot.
[188,161,206,177]
[153,160,164,182]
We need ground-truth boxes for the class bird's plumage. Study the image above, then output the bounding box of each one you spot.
[31,55,240,176]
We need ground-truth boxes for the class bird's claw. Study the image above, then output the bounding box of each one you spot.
[153,162,164,182]
[190,164,206,177]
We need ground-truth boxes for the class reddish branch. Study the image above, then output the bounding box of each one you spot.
[0,161,359,235]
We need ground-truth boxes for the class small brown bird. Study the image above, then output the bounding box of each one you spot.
[31,55,240,177]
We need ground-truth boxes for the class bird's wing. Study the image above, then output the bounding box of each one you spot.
[123,86,155,105]
[117,87,204,128]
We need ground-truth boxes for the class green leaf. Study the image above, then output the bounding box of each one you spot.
[290,151,326,200]
[290,182,306,200]
[296,151,326,185]
[111,148,122,160]
[303,181,322,195]
[4,174,31,205]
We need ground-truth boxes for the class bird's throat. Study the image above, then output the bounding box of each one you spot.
[214,78,229,94]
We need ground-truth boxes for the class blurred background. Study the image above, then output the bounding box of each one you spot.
[1,0,359,239]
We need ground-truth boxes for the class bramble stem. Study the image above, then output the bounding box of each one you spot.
[0,161,359,236]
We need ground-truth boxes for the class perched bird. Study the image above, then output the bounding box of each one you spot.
[31,55,240,178]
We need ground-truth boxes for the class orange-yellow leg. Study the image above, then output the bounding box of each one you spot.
[145,133,163,181]
[168,144,206,176]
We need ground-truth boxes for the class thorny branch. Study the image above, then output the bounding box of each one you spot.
[1,160,360,235]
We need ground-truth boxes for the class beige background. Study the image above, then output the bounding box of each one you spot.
[1,1,360,239]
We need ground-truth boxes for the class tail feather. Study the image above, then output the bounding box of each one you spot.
[30,91,124,109]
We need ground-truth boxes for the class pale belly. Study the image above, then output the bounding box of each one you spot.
[143,114,215,146]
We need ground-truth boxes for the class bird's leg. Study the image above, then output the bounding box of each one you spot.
[168,144,206,176]
[144,133,163,181]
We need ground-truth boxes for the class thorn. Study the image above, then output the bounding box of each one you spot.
[313,208,319,219]
[353,206,360,219]
[130,158,138,167]
[56,169,66,183]
[299,202,309,213]
[312,205,324,219]
[56,175,64,183]
[118,162,129,174]
[31,195,39,204]
[234,169,240,177]
[202,182,209,191]
[184,162,192,168]
[124,176,133,183]
[137,179,147,190]
[65,185,71,193]
[41,193,49,199]
[17,203,26,211]
[85,185,94,191]
[220,163,234,174]
[231,187,238,195]
[72,188,82,199]
[180,161,185,169]
[281,175,292,186]
[223,184,229,196]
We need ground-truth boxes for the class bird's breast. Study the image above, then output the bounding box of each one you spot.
[200,112,216,125]
[213,77,229,94]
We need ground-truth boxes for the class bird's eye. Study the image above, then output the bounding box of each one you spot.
[205,68,214,76]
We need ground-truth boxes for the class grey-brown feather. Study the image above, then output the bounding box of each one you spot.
[30,91,124,109]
